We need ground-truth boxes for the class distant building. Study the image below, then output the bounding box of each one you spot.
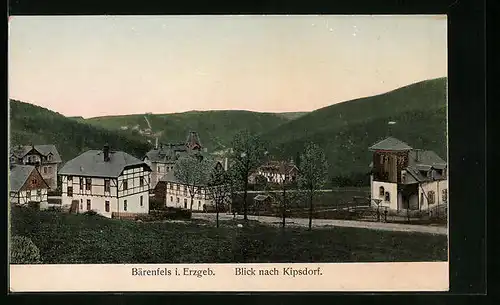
[369,137,448,211]
[58,145,151,218]
[143,131,204,189]
[155,159,229,212]
[10,144,62,190]
[9,164,49,208]
[250,159,299,184]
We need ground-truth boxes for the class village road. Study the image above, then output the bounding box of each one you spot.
[192,212,448,235]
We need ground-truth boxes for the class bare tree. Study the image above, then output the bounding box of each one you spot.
[206,163,231,228]
[230,130,267,221]
[298,142,328,230]
[174,156,210,211]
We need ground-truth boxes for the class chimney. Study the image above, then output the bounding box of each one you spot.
[415,149,419,162]
[103,144,110,162]
[224,157,228,171]
[155,137,159,149]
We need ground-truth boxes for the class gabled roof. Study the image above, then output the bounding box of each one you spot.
[369,137,413,151]
[159,171,178,183]
[9,164,38,192]
[59,150,150,178]
[11,144,62,163]
[144,143,188,163]
[258,160,298,175]
[408,150,446,168]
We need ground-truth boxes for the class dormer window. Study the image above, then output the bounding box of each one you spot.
[47,154,52,161]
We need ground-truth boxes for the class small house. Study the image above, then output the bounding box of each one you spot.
[10,144,62,190]
[9,164,49,209]
[369,137,448,212]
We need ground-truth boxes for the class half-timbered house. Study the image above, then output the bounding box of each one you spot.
[9,164,49,208]
[58,145,151,218]
[10,144,62,190]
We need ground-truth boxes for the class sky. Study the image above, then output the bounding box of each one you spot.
[8,15,447,118]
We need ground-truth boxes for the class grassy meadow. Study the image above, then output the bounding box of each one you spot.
[10,206,447,264]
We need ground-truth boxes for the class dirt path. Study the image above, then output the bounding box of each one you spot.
[192,212,447,235]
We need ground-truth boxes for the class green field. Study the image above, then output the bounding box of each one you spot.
[10,206,447,264]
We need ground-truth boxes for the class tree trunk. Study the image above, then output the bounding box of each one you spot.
[216,200,219,228]
[308,190,313,230]
[190,195,194,211]
[243,178,249,221]
[282,183,286,228]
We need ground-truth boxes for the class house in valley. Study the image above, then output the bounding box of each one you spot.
[143,131,204,189]
[10,144,62,190]
[9,164,49,209]
[250,159,299,184]
[369,137,448,212]
[58,145,151,218]
[155,159,229,212]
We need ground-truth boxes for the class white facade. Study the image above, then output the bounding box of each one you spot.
[370,180,399,210]
[164,182,213,211]
[370,176,448,211]
[418,180,448,210]
[10,188,48,205]
[144,158,175,189]
[60,166,150,218]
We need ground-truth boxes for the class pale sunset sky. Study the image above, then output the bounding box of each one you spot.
[8,15,447,118]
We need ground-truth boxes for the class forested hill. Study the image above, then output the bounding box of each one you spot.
[9,100,152,163]
[261,77,448,185]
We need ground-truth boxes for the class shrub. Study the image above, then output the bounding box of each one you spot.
[149,199,166,211]
[83,210,99,216]
[10,236,42,264]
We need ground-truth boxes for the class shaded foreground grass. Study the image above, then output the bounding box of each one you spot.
[10,206,447,264]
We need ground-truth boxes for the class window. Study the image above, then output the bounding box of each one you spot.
[123,179,128,190]
[47,155,52,161]
[124,200,128,211]
[105,201,110,212]
[79,178,84,190]
[420,193,424,205]
[198,201,201,209]
[86,199,91,210]
[80,199,83,210]
[67,186,73,197]
[170,184,173,190]
[184,199,188,209]
[176,197,179,203]
[140,176,144,187]
[68,176,73,182]
[85,178,92,191]
[104,179,111,192]
[31,179,37,186]
[37,189,41,198]
[157,166,160,172]
[177,185,180,191]
[379,186,385,197]
[428,191,436,205]
[43,167,48,174]
[26,190,31,200]
[140,196,143,207]
[170,196,173,202]
[442,189,448,203]
[48,166,52,174]
[384,191,390,202]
